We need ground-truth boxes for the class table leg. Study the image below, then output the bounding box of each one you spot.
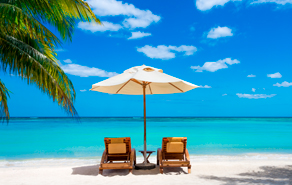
[139,152,154,163]
[146,153,151,163]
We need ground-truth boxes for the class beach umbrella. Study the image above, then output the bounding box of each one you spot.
[91,65,198,167]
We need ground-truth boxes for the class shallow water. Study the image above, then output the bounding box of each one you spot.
[1,117,292,160]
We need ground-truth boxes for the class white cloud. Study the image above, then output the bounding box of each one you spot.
[251,0,292,5]
[273,81,292,87]
[207,26,233,39]
[199,85,212,88]
[137,45,197,60]
[60,61,118,77]
[236,93,276,99]
[78,21,122,32]
[80,89,87,92]
[55,48,66,52]
[267,72,282,78]
[196,0,291,11]
[252,88,256,92]
[196,0,232,11]
[123,14,160,29]
[222,94,227,96]
[247,74,256,77]
[191,58,240,72]
[63,59,72,64]
[128,31,151,40]
[86,0,160,29]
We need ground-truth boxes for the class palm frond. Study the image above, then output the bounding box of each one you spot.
[0,0,101,120]
[0,33,77,116]
[0,79,10,121]
[4,0,101,41]
[0,3,61,44]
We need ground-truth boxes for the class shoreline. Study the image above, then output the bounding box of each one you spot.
[1,154,292,185]
[2,153,292,166]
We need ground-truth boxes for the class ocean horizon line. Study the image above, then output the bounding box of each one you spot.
[8,116,292,119]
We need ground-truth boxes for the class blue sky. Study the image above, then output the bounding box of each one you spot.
[2,0,292,117]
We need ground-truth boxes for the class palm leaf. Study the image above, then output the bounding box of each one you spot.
[0,3,61,47]
[0,79,10,121]
[5,0,101,41]
[0,0,102,120]
[0,34,77,117]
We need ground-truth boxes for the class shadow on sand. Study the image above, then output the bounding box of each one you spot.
[72,165,100,176]
[200,165,292,185]
[72,165,188,176]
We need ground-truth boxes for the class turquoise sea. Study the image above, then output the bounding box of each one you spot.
[1,117,292,160]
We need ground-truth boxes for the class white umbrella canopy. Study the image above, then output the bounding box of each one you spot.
[91,65,198,94]
[91,65,198,167]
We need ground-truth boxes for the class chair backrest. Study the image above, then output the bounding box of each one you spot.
[162,137,187,154]
[104,137,131,155]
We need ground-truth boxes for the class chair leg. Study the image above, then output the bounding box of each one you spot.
[129,169,133,174]
[160,168,163,174]
[157,153,159,165]
[99,169,103,175]
[188,166,191,174]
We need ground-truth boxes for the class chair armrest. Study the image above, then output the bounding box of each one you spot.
[130,148,135,166]
[100,150,106,164]
[185,148,190,162]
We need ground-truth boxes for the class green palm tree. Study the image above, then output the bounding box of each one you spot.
[0,0,101,120]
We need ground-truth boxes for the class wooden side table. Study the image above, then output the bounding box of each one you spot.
[138,150,155,163]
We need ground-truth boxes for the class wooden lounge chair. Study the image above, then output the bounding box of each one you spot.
[99,137,136,175]
[157,137,191,174]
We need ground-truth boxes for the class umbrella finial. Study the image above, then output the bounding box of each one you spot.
[143,67,154,72]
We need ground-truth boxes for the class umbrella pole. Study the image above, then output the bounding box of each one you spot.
[143,84,147,164]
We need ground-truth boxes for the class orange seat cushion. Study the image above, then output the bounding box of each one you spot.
[108,143,126,154]
[166,142,184,153]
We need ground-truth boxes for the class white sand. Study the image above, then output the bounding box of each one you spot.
[1,154,292,185]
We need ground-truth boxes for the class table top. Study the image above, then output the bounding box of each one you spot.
[138,150,155,153]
